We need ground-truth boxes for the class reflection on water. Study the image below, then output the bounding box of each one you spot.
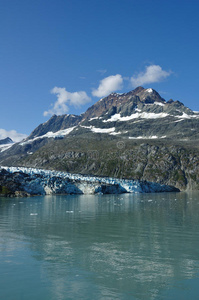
[0,192,199,299]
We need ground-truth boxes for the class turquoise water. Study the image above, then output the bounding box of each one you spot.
[0,192,199,300]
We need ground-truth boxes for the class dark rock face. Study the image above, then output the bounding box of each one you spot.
[0,169,30,196]
[1,86,199,191]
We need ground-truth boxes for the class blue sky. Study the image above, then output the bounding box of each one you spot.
[0,0,199,141]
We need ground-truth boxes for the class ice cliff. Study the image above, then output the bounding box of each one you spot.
[0,166,179,196]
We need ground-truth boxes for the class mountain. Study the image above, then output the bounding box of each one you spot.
[14,86,199,142]
[0,137,14,153]
[0,137,13,145]
[1,87,199,191]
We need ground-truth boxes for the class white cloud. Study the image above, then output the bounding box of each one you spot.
[92,74,123,97]
[44,87,91,116]
[130,65,172,87]
[0,129,27,142]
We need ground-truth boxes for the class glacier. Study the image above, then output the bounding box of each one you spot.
[0,166,178,196]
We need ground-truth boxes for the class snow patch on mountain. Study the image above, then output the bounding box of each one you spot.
[110,131,128,135]
[89,117,100,121]
[0,143,15,152]
[91,127,116,133]
[81,125,116,134]
[154,102,165,106]
[20,126,76,145]
[103,110,199,123]
[104,112,169,122]
[176,112,199,119]
[145,102,165,106]
[129,135,166,139]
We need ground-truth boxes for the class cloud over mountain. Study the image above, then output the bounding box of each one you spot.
[44,87,91,116]
[0,129,27,142]
[92,74,123,97]
[131,65,172,87]
[44,65,172,117]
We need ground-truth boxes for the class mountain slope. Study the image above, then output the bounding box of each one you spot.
[28,114,82,139]
[1,87,199,191]
[0,137,14,153]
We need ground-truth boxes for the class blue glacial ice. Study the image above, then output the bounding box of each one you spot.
[0,166,177,195]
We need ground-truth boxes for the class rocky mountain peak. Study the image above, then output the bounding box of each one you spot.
[135,87,166,104]
[0,137,13,145]
[129,86,145,94]
[82,87,168,121]
[2,85,198,160]
[83,87,151,120]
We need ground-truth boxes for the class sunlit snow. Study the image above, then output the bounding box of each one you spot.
[154,102,165,106]
[0,143,14,152]
[81,125,116,134]
[176,112,199,119]
[91,127,115,133]
[89,117,100,121]
[104,112,169,122]
[129,136,166,139]
[20,126,76,145]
